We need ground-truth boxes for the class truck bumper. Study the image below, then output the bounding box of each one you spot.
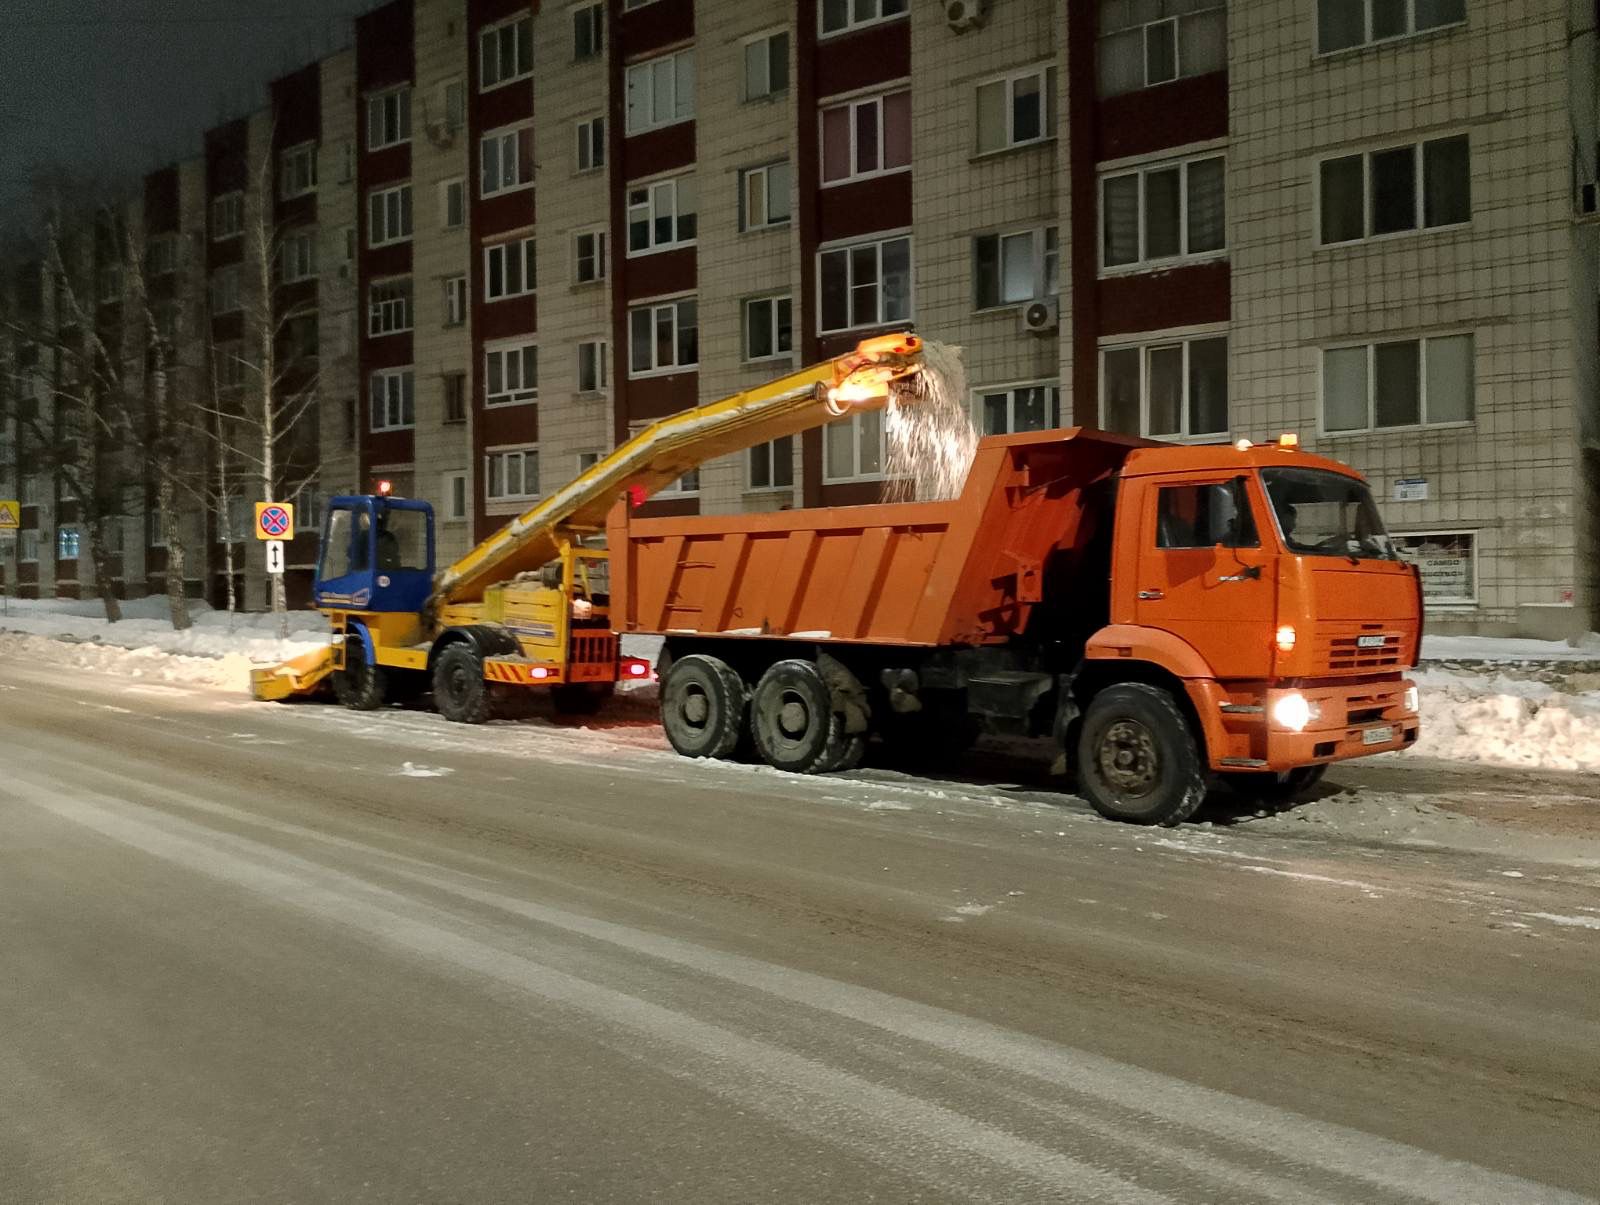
[1193,677,1419,773]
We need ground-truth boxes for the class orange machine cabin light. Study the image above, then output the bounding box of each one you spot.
[1275,625,1297,652]
[1278,433,1300,449]
[376,479,394,496]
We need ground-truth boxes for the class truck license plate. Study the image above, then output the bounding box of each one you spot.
[1363,725,1394,746]
[1357,635,1387,649]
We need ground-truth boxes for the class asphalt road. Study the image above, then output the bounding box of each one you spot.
[1,661,1596,1204]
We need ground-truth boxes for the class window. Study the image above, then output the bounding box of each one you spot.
[625,49,695,135]
[623,0,659,8]
[573,2,604,59]
[820,90,910,184]
[577,451,603,474]
[744,296,793,360]
[574,229,607,282]
[145,235,177,276]
[1319,135,1470,244]
[367,86,412,149]
[57,526,81,560]
[627,177,697,253]
[482,124,535,197]
[285,310,319,361]
[486,340,538,406]
[1098,2,1227,97]
[818,234,912,332]
[368,183,414,247]
[280,228,317,283]
[211,192,243,240]
[442,178,466,229]
[824,410,883,481]
[576,115,606,172]
[748,435,794,491]
[1318,0,1465,53]
[443,471,468,521]
[1393,531,1476,605]
[1321,334,1474,433]
[223,492,251,544]
[578,340,609,392]
[295,481,323,532]
[209,264,241,315]
[1101,154,1225,269]
[657,467,700,496]
[974,228,1059,308]
[443,372,466,422]
[1101,335,1229,439]
[215,341,245,388]
[444,275,468,326]
[975,65,1058,155]
[98,264,123,303]
[1156,483,1258,549]
[486,446,538,502]
[820,0,907,37]
[628,298,698,375]
[368,278,413,336]
[370,368,415,431]
[444,80,466,133]
[338,140,354,183]
[975,383,1062,435]
[744,31,789,100]
[279,142,317,199]
[480,15,533,90]
[740,161,791,230]
[484,236,536,300]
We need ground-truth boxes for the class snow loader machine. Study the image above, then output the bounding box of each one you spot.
[249,333,928,721]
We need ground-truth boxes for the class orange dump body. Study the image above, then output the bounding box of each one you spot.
[607,429,1146,645]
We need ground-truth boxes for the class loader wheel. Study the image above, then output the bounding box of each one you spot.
[661,655,746,759]
[433,643,493,725]
[552,682,615,717]
[1076,684,1207,826]
[750,659,845,774]
[332,650,388,711]
[1223,765,1327,804]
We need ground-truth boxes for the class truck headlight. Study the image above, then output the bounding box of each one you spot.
[1272,692,1315,732]
[1403,685,1419,713]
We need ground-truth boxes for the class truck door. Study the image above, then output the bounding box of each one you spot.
[1133,475,1275,679]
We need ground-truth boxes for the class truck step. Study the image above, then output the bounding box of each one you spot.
[966,672,1054,720]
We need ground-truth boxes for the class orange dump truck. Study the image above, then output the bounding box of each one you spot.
[609,428,1422,825]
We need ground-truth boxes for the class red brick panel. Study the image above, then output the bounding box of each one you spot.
[1098,260,1231,338]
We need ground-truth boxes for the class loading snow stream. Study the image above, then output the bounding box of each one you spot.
[885,340,977,502]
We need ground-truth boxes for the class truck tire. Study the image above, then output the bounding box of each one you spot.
[552,682,615,716]
[1076,683,1207,826]
[332,652,387,711]
[750,659,844,774]
[817,732,867,774]
[433,643,494,724]
[1223,765,1327,804]
[661,655,746,759]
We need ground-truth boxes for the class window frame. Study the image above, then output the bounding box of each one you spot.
[366,86,413,151]
[624,48,695,136]
[485,444,539,505]
[483,235,537,303]
[443,371,467,423]
[443,274,468,326]
[972,381,1064,436]
[370,367,416,433]
[441,177,466,230]
[279,227,318,283]
[479,13,534,92]
[1097,330,1231,442]
[442,470,469,522]
[572,1,605,61]
[573,227,608,283]
[211,192,244,241]
[577,339,610,393]
[822,409,886,483]
[747,435,795,493]
[367,276,414,338]
[278,141,318,200]
[1099,151,1227,273]
[480,122,536,198]
[367,182,414,248]
[1315,0,1468,56]
[972,226,1060,310]
[575,114,606,173]
[1315,133,1472,247]
[818,0,908,40]
[743,294,794,363]
[627,296,699,378]
[1390,529,1479,607]
[484,338,539,408]
[626,175,697,256]
[19,528,40,563]
[816,231,913,334]
[819,88,911,187]
[1317,332,1476,435]
[209,264,242,315]
[739,160,792,231]
[743,28,790,101]
[974,64,1059,156]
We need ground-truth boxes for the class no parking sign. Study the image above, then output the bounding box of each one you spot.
[255,502,294,541]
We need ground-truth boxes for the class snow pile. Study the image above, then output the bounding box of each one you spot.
[0,596,328,666]
[1422,632,1600,663]
[0,630,262,690]
[1412,668,1600,772]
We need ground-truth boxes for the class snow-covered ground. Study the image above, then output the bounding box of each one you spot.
[2,599,1598,773]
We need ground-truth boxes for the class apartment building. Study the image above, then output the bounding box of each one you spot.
[2,0,1596,637]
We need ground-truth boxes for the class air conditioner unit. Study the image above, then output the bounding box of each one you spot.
[945,0,988,33]
[1022,297,1059,334]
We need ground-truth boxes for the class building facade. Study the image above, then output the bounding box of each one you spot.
[1,0,1596,636]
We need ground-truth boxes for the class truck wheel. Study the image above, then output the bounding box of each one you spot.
[817,733,867,774]
[751,660,843,774]
[552,682,615,716]
[433,643,493,724]
[1076,684,1207,826]
[661,655,746,759]
[1223,765,1327,804]
[332,652,387,711]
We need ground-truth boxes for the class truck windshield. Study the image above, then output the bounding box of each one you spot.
[1261,467,1398,561]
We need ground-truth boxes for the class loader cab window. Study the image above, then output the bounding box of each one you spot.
[319,506,372,580]
[1156,482,1258,549]
[377,507,429,573]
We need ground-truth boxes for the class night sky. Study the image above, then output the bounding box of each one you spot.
[0,0,375,233]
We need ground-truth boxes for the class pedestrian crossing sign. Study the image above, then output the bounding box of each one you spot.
[0,500,18,530]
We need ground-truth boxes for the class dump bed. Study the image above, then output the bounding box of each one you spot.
[608,429,1147,648]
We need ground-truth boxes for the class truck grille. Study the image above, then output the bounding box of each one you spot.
[1318,631,1404,671]
[570,631,618,666]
